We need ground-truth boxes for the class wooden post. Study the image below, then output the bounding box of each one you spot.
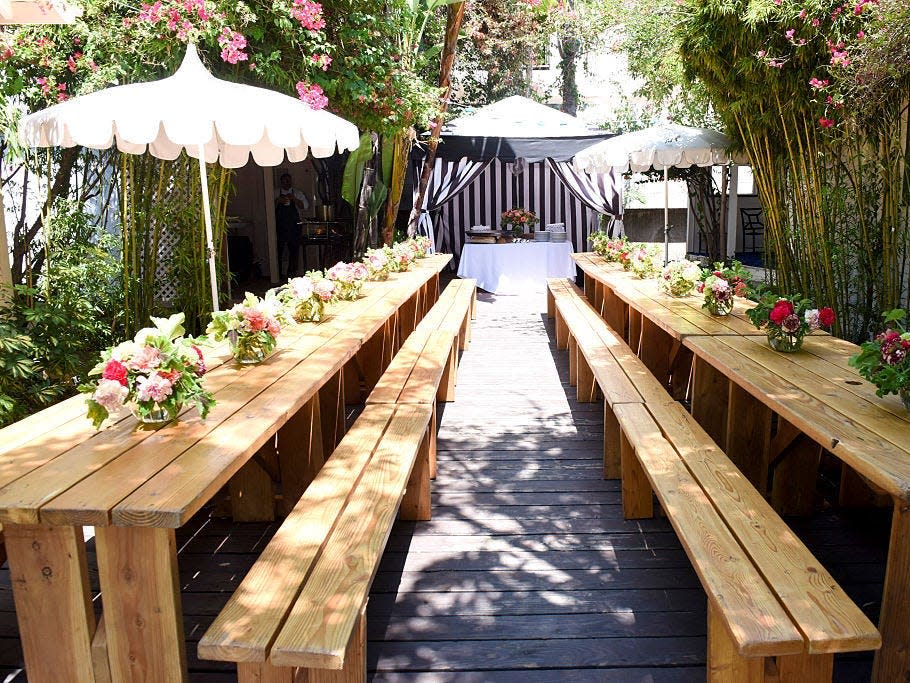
[576,347,596,403]
[724,384,772,494]
[620,432,652,519]
[603,290,627,339]
[638,318,673,389]
[603,405,621,479]
[5,524,97,682]
[229,439,277,522]
[776,652,834,682]
[401,427,432,521]
[95,526,187,682]
[277,396,324,514]
[690,357,730,451]
[707,603,763,682]
[302,603,367,683]
[873,501,910,682]
[567,334,578,386]
[555,309,569,349]
[319,369,345,456]
[237,661,293,683]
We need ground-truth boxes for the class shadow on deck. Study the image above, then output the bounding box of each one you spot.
[0,288,890,682]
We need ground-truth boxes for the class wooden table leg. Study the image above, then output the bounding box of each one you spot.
[638,318,673,389]
[397,294,419,340]
[690,357,730,451]
[583,272,596,305]
[603,290,627,340]
[724,384,772,494]
[872,501,910,682]
[277,395,324,514]
[95,526,187,683]
[5,524,97,682]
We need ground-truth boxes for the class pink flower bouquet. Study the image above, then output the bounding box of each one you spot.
[79,313,215,428]
[207,292,287,363]
[500,208,538,234]
[364,248,391,280]
[326,260,369,301]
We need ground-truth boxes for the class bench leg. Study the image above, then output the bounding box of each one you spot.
[429,402,438,479]
[555,309,569,349]
[401,427,432,522]
[603,406,621,479]
[874,502,910,682]
[5,524,97,683]
[460,311,471,350]
[620,431,653,519]
[774,652,834,682]
[437,341,457,402]
[576,348,597,403]
[567,335,578,387]
[546,286,555,318]
[707,603,763,682]
[300,604,367,683]
[238,661,293,683]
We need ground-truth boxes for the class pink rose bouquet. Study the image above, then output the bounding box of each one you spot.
[207,292,287,363]
[850,310,910,409]
[326,261,368,300]
[364,248,391,280]
[500,208,538,235]
[79,313,215,429]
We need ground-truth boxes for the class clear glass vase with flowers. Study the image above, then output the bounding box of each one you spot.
[500,208,538,236]
[79,313,215,429]
[278,272,339,322]
[626,243,660,279]
[698,261,751,316]
[849,309,910,411]
[412,235,432,257]
[747,293,835,352]
[207,292,287,364]
[387,243,414,273]
[660,259,702,297]
[364,248,391,280]
[326,261,369,301]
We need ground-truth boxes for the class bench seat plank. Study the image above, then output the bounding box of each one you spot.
[197,405,399,663]
[646,400,881,655]
[269,403,434,669]
[612,402,804,658]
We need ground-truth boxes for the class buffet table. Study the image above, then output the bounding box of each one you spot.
[457,241,576,294]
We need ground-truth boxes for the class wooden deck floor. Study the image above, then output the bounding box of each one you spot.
[0,285,891,681]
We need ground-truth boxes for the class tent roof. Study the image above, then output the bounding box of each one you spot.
[435,96,611,163]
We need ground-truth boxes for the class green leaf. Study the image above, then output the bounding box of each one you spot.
[381,135,395,188]
[341,132,373,208]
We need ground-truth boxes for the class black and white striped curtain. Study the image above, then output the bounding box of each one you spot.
[413,158,492,252]
[438,158,621,262]
[546,159,622,220]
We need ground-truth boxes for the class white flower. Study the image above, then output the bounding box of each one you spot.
[289,276,314,300]
[93,378,128,413]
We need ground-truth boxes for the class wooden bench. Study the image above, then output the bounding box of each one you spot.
[197,402,434,682]
[198,281,476,681]
[547,278,881,680]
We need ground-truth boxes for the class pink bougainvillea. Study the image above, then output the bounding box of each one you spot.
[296,81,328,109]
[217,27,248,64]
[291,0,325,31]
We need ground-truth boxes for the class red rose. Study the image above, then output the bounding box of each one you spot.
[102,359,129,386]
[769,300,794,325]
[818,307,835,327]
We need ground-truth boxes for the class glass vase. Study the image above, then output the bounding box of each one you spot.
[228,331,267,364]
[130,402,174,427]
[706,297,734,316]
[295,297,326,323]
[767,327,805,353]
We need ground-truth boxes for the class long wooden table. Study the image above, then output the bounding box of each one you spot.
[572,251,910,681]
[0,254,450,682]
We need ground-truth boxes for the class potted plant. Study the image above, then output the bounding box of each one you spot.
[660,259,702,297]
[747,293,835,352]
[207,292,287,364]
[849,309,910,410]
[698,261,751,316]
[79,313,215,429]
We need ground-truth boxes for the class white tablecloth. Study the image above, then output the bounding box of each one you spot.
[456,241,576,294]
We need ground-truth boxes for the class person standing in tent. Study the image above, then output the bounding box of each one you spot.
[275,172,310,279]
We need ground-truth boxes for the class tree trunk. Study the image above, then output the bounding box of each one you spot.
[408,1,467,236]
[12,147,80,284]
[558,35,580,116]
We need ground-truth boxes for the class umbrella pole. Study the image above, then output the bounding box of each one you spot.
[197,144,220,312]
[663,167,670,265]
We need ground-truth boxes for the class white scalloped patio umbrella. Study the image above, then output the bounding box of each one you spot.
[19,43,360,311]
[574,123,740,264]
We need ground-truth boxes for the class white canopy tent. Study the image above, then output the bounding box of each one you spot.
[574,123,744,263]
[19,43,360,310]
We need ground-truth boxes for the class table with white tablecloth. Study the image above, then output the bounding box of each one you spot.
[456,241,577,294]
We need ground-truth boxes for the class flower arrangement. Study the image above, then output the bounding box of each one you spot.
[326,261,368,301]
[849,309,910,410]
[412,235,432,257]
[697,261,751,316]
[747,293,835,352]
[274,273,338,323]
[626,243,660,279]
[364,247,391,280]
[660,259,702,297]
[79,313,215,429]
[207,292,287,364]
[592,234,632,263]
[387,243,415,272]
[500,208,538,234]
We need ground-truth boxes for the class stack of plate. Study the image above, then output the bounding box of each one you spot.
[534,231,550,242]
[550,231,567,243]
